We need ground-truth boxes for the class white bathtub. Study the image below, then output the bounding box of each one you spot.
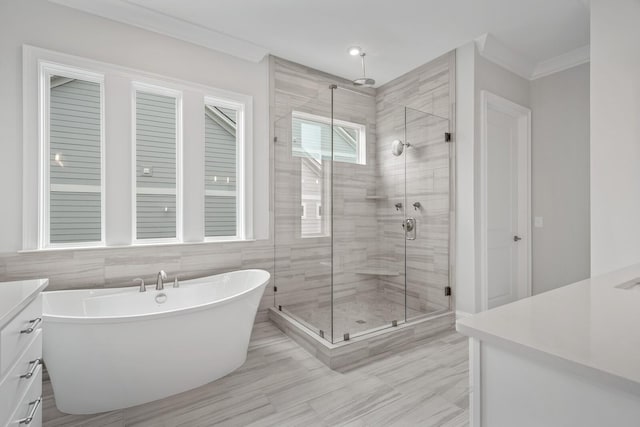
[42,269,270,414]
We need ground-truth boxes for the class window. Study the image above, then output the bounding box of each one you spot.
[25,46,253,250]
[292,111,366,165]
[41,63,105,248]
[133,84,181,242]
[292,111,366,237]
[204,100,244,239]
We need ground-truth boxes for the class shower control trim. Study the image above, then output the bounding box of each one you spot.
[403,218,417,240]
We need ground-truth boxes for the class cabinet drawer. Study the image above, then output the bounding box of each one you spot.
[0,296,42,377]
[5,367,41,427]
[0,330,42,426]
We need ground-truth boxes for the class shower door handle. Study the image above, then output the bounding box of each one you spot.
[403,218,416,240]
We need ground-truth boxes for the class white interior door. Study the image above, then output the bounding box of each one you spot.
[481,91,531,310]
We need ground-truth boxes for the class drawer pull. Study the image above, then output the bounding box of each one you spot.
[20,358,42,379]
[17,397,41,425]
[20,318,42,334]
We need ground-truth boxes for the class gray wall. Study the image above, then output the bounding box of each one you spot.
[475,53,591,296]
[474,54,531,108]
[456,42,590,314]
[531,64,590,293]
[590,0,640,275]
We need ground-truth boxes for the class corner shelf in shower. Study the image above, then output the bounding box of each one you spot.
[351,265,400,276]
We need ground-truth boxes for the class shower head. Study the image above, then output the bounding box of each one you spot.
[353,77,376,87]
[352,52,376,87]
[392,139,410,156]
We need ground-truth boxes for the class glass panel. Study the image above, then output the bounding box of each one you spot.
[292,113,331,238]
[330,87,405,342]
[273,87,333,341]
[405,107,451,321]
[204,104,238,238]
[49,75,102,244]
[135,90,177,240]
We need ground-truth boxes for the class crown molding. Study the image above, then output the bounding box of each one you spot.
[530,44,590,80]
[475,33,589,81]
[474,33,536,80]
[47,0,269,63]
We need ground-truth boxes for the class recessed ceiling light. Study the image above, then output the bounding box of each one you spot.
[348,46,362,56]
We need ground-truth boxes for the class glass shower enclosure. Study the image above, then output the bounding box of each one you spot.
[274,84,451,344]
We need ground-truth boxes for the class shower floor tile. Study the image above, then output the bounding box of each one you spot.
[284,289,448,340]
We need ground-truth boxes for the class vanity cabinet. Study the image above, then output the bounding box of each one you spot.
[0,280,48,427]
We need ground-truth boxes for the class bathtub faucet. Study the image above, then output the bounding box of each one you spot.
[133,278,146,292]
[156,270,168,290]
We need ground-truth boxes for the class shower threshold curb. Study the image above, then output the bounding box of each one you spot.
[268,307,455,371]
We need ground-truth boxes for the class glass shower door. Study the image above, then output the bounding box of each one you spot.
[404,107,451,321]
[330,87,408,342]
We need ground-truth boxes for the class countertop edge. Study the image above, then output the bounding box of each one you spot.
[456,320,640,397]
[0,279,49,330]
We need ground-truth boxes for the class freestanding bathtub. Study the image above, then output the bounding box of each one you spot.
[42,269,270,414]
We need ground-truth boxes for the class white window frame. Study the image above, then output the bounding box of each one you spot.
[132,82,183,244]
[22,45,255,251]
[38,61,106,249]
[203,95,247,241]
[291,110,367,165]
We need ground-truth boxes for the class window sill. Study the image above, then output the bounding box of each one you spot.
[18,238,258,254]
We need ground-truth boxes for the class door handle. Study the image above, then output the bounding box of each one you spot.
[513,235,522,242]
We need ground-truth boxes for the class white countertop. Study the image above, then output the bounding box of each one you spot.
[0,278,49,329]
[457,263,640,393]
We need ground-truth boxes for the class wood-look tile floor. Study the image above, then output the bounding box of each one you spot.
[43,322,469,427]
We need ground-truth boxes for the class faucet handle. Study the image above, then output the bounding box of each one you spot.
[159,270,167,280]
[134,278,146,292]
[173,275,180,288]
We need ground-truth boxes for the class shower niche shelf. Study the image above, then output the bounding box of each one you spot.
[364,195,388,200]
[351,265,400,276]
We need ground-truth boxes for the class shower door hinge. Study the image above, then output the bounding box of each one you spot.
[445,286,452,296]
[343,333,350,341]
[278,305,282,311]
[274,286,277,292]
[445,132,452,142]
[274,136,278,143]
[392,320,398,327]
[319,330,325,338]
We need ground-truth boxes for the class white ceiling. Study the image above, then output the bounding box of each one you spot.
[50,0,590,85]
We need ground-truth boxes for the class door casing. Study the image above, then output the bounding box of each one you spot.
[479,90,532,311]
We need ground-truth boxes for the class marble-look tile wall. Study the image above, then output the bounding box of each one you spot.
[375,52,455,314]
[0,241,276,321]
[272,52,456,334]
[272,57,381,336]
